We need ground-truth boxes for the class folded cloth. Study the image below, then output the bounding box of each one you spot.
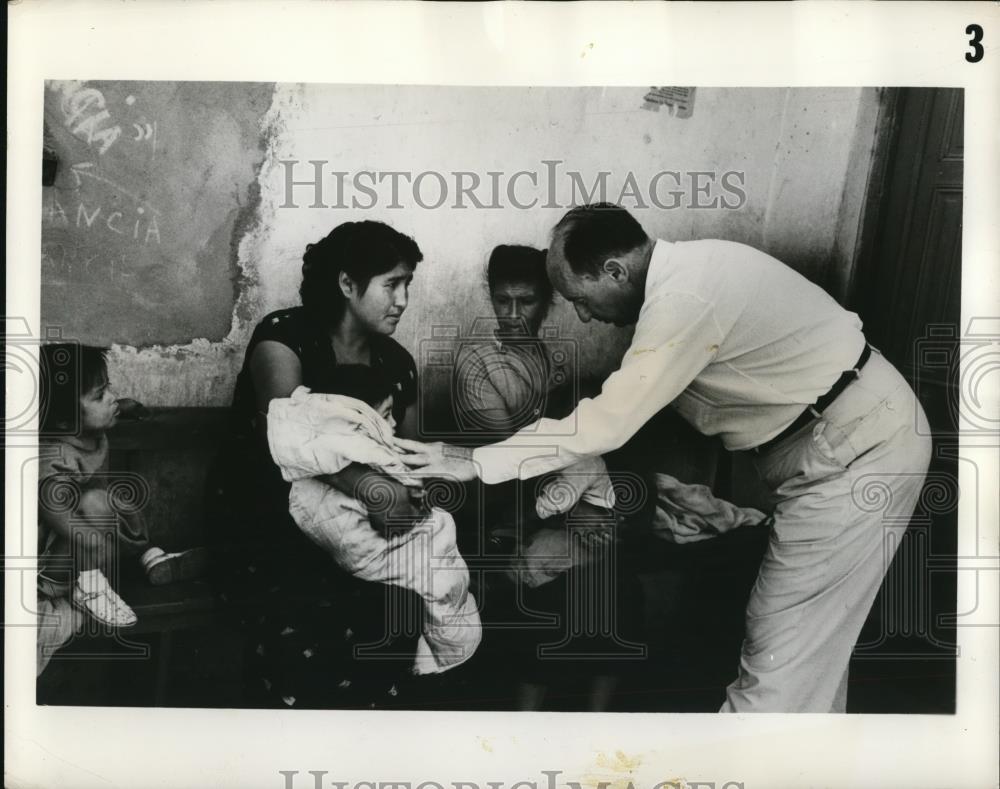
[266,387,481,674]
[650,472,767,544]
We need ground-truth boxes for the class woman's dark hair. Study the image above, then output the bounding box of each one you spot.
[299,221,423,325]
[552,202,649,276]
[38,343,109,434]
[318,364,396,409]
[485,245,553,303]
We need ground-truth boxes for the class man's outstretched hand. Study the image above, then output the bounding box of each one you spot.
[393,438,479,482]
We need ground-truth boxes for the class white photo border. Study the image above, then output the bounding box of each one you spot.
[6,2,999,788]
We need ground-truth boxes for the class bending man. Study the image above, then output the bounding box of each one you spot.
[398,203,932,713]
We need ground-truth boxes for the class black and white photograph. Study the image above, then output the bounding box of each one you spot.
[32,80,964,715]
[6,3,999,789]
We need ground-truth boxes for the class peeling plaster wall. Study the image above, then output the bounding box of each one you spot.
[93,85,879,407]
[42,81,275,347]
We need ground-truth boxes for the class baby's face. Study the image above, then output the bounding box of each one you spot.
[375,396,396,432]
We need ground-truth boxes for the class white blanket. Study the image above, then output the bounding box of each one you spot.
[267,386,481,675]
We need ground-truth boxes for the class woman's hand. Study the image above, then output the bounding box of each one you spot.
[392,438,479,483]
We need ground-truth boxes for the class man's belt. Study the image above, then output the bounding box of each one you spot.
[754,344,873,455]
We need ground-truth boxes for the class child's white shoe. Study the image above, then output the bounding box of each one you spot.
[141,546,210,586]
[72,569,138,627]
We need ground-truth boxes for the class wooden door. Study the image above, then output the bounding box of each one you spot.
[848,88,963,712]
[852,88,964,412]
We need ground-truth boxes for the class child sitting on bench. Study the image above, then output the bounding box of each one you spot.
[36,344,206,676]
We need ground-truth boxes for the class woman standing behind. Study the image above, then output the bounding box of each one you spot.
[211,220,427,709]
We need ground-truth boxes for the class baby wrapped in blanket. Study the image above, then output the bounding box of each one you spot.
[265,366,481,675]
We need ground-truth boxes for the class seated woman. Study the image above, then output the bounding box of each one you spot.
[209,220,430,709]
[453,244,644,711]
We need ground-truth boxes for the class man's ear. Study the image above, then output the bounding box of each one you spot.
[602,258,629,283]
[338,270,355,299]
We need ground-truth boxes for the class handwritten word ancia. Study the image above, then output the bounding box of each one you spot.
[44,195,162,246]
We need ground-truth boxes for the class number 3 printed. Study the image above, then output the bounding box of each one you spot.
[966,24,984,63]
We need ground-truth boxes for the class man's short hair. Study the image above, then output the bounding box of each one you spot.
[38,343,109,434]
[486,245,553,304]
[552,203,649,276]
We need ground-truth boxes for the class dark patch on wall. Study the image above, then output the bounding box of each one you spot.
[641,87,696,117]
[41,81,275,347]
[230,175,265,327]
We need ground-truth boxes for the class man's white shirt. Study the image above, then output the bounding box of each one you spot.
[472,238,866,484]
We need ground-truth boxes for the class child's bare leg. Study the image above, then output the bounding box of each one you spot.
[117,510,153,556]
[74,487,126,573]
[78,485,206,585]
[70,488,138,627]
